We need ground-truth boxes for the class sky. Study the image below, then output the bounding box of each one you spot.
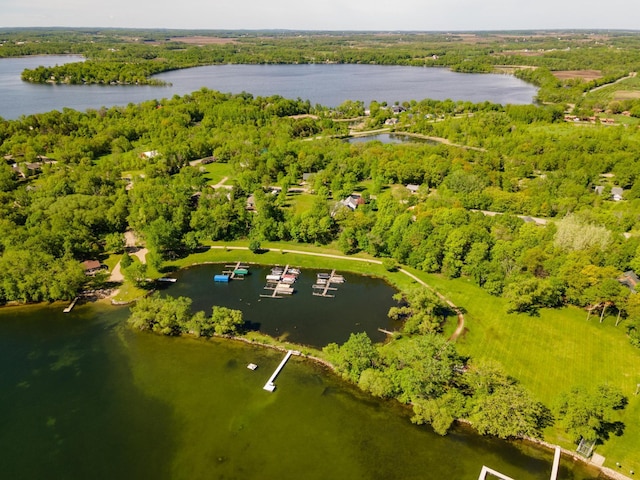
[2,0,640,31]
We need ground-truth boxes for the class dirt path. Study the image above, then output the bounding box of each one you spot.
[208,245,466,341]
[587,71,636,94]
[211,176,232,189]
[109,261,124,282]
[108,231,148,284]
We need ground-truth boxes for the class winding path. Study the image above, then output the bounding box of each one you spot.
[108,231,148,283]
[209,245,466,341]
[211,176,232,190]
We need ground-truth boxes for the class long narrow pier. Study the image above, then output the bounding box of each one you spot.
[378,328,397,336]
[63,297,79,313]
[550,446,561,480]
[263,350,294,392]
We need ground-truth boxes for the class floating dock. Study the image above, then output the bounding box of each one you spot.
[63,297,79,313]
[263,350,295,392]
[261,265,300,298]
[312,270,344,297]
[222,261,250,280]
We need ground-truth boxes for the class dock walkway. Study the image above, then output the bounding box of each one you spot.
[63,297,79,313]
[261,265,297,298]
[478,446,561,480]
[263,350,295,392]
[223,261,250,280]
[312,270,344,297]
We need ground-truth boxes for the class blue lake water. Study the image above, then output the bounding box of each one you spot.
[0,56,537,119]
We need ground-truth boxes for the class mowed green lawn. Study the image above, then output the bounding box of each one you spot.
[199,161,234,185]
[414,271,640,471]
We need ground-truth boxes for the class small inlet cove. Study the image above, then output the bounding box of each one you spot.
[0,263,602,480]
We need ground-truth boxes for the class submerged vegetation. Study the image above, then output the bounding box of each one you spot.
[1,28,640,473]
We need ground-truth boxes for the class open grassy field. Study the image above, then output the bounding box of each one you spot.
[584,75,640,114]
[199,161,234,185]
[281,190,316,215]
[411,271,640,472]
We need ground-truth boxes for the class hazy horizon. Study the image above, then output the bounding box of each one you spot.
[3,0,640,32]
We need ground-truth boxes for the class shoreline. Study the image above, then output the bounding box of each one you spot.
[225,333,630,480]
[0,250,632,479]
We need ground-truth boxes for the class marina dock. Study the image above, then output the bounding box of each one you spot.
[312,270,345,297]
[263,350,295,392]
[261,264,299,298]
[222,261,250,280]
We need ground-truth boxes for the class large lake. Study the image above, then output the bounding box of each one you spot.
[0,266,602,479]
[0,55,537,119]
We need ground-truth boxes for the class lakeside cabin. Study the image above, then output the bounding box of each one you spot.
[82,260,103,276]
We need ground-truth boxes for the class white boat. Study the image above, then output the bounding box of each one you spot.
[266,274,281,281]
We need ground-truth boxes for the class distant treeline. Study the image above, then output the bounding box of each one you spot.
[3,29,640,102]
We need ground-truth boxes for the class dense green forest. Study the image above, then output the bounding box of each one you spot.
[2,29,640,459]
[1,67,640,336]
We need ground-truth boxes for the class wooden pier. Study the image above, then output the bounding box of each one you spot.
[312,270,344,297]
[222,261,250,280]
[550,446,561,480]
[63,297,79,313]
[378,328,398,336]
[477,466,515,480]
[478,446,560,480]
[263,350,295,392]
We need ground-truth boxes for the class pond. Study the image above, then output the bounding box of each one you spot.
[163,264,401,348]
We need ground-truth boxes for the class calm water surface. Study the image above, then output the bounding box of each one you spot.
[0,271,602,479]
[0,56,537,119]
[165,264,400,347]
